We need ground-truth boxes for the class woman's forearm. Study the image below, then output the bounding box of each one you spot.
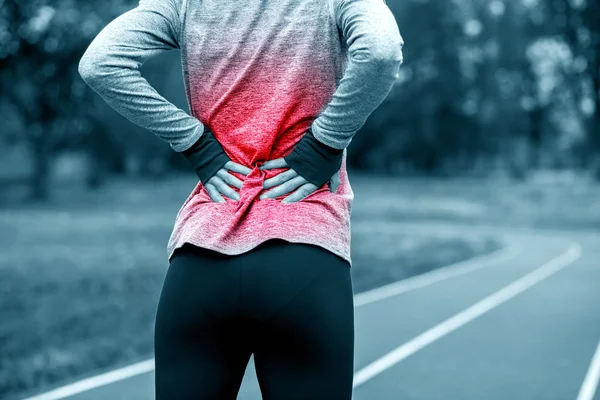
[78,0,204,153]
[310,0,404,151]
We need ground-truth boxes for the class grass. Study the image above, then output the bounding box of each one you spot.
[0,172,528,399]
[349,171,600,231]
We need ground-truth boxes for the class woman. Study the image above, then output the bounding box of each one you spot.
[78,0,403,398]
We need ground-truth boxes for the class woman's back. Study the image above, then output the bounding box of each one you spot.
[183,0,346,166]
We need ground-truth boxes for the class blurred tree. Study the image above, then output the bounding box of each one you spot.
[0,0,132,200]
[524,0,599,171]
[560,0,599,160]
[352,0,473,175]
[0,0,179,201]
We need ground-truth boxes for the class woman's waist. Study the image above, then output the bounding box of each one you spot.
[200,179,353,209]
[175,190,353,236]
[218,161,352,202]
[182,166,353,219]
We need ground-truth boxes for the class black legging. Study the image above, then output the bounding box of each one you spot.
[154,238,355,399]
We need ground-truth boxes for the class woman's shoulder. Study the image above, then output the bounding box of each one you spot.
[137,0,188,42]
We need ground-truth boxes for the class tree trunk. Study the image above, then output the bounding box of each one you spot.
[28,136,50,201]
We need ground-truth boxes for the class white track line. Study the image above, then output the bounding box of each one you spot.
[352,243,582,388]
[576,338,600,400]
[354,243,519,307]
[21,360,155,400]
[22,240,517,400]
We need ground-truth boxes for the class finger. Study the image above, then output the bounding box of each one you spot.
[329,170,341,193]
[224,161,253,176]
[210,176,240,201]
[282,183,319,203]
[205,182,225,203]
[259,158,288,170]
[260,175,306,199]
[216,168,244,190]
[263,169,300,190]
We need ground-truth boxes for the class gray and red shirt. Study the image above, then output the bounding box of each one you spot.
[79,0,404,267]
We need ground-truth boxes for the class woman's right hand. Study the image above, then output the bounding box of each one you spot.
[205,161,252,203]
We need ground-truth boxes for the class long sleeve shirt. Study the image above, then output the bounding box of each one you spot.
[78,0,404,267]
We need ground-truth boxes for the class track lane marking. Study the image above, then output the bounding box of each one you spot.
[352,243,582,388]
[577,338,600,400]
[21,361,155,400]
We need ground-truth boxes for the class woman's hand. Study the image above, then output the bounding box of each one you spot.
[259,158,340,203]
[205,161,252,203]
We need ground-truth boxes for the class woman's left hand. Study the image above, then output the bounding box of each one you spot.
[259,158,339,203]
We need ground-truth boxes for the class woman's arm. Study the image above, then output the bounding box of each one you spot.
[309,0,404,150]
[78,0,204,153]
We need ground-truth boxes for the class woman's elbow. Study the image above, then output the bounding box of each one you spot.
[78,45,111,87]
[78,51,99,86]
[370,34,404,67]
[359,38,403,82]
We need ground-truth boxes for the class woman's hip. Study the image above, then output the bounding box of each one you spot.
[165,238,353,321]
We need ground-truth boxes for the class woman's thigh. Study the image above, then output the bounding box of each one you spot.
[247,240,355,400]
[153,244,254,400]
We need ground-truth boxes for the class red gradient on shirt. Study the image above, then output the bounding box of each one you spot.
[186,44,339,197]
[168,1,354,265]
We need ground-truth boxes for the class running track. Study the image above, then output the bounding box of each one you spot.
[21,221,600,400]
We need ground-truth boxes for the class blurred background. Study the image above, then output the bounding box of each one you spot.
[1,0,599,399]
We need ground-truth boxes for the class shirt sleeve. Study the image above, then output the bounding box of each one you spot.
[309,0,404,150]
[77,0,204,153]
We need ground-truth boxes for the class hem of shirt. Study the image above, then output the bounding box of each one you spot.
[168,237,352,268]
